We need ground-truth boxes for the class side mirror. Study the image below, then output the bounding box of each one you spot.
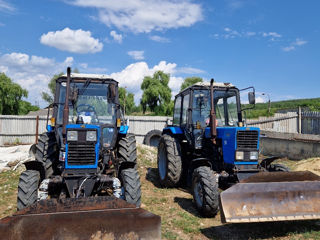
[248,92,255,105]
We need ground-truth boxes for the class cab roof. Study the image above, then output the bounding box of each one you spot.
[60,73,118,83]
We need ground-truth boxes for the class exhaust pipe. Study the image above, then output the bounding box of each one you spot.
[209,78,217,144]
[62,67,71,141]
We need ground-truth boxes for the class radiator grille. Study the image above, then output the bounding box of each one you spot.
[236,130,258,149]
[67,143,96,166]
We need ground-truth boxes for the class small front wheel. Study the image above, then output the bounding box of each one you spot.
[119,168,141,207]
[17,170,40,211]
[192,166,219,217]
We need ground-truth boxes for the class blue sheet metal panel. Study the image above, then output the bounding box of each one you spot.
[119,125,129,134]
[205,126,260,165]
[217,127,237,164]
[163,127,183,135]
[65,124,100,169]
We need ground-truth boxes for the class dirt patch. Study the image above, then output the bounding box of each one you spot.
[1,144,320,239]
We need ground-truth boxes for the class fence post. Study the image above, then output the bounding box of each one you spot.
[298,107,302,134]
[35,115,39,144]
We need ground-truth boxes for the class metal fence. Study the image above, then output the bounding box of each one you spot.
[247,110,320,135]
[0,115,170,145]
[301,111,320,135]
[1,110,319,145]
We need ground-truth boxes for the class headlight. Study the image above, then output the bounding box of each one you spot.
[67,131,78,141]
[235,151,244,160]
[250,151,259,160]
[86,131,97,141]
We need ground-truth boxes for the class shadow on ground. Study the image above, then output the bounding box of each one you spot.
[174,196,202,218]
[145,167,162,188]
[201,220,320,240]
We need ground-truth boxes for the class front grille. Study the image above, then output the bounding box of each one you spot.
[237,130,258,149]
[67,143,96,166]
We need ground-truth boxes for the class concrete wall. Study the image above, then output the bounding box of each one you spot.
[260,130,320,160]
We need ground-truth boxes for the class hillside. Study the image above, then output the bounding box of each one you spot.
[243,97,320,119]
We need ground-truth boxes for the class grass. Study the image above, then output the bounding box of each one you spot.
[0,169,21,218]
[1,144,320,239]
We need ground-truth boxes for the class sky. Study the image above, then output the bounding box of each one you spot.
[0,0,319,107]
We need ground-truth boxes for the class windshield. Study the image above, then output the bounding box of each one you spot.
[56,81,116,125]
[192,89,239,127]
[214,90,238,126]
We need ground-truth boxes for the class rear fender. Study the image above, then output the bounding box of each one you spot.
[24,161,46,181]
[187,158,212,186]
[118,161,136,174]
[162,127,183,136]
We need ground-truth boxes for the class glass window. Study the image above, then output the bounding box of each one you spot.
[181,94,190,125]
[173,96,182,125]
[215,98,225,126]
[192,90,211,127]
[227,96,237,126]
[214,90,239,126]
[57,82,116,125]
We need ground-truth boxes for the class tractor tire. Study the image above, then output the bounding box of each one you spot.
[143,130,162,147]
[17,170,40,211]
[118,134,137,163]
[35,132,58,178]
[268,163,290,172]
[192,166,219,217]
[157,134,182,187]
[120,168,141,206]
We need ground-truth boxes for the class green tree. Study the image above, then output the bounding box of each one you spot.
[41,72,63,104]
[140,71,172,115]
[119,87,135,115]
[41,68,79,105]
[180,77,203,91]
[0,73,29,114]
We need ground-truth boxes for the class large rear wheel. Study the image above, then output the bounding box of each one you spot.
[157,134,182,187]
[35,132,58,178]
[192,166,219,217]
[120,168,141,207]
[17,170,40,210]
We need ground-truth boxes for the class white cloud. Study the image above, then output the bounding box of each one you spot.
[262,32,282,38]
[110,30,122,43]
[0,52,74,106]
[282,46,295,52]
[282,38,307,52]
[256,96,265,103]
[0,0,15,12]
[294,38,307,46]
[176,67,205,74]
[227,0,244,11]
[40,28,103,54]
[79,62,107,73]
[149,35,170,43]
[69,0,203,33]
[246,32,256,37]
[107,61,184,103]
[127,51,145,60]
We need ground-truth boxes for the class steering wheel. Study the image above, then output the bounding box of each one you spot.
[76,104,96,114]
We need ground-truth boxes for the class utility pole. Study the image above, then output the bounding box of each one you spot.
[262,93,271,114]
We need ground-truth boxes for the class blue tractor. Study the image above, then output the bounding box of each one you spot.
[158,79,320,223]
[17,68,141,209]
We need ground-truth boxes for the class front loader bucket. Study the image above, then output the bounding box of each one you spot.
[0,196,161,240]
[220,171,320,223]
